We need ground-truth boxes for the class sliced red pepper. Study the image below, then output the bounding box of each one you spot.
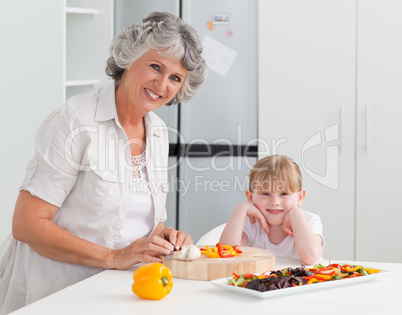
[314,275,330,281]
[220,253,235,258]
[217,243,235,258]
[232,273,240,279]
[300,276,314,281]
[244,273,255,279]
[329,263,342,269]
[233,245,242,254]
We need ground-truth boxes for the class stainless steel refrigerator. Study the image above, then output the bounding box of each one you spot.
[115,0,258,243]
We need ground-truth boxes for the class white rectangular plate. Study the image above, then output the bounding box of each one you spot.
[210,268,392,299]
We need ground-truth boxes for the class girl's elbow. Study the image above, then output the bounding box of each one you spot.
[300,248,323,265]
[301,256,319,266]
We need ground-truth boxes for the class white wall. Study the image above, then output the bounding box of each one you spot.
[0,0,64,242]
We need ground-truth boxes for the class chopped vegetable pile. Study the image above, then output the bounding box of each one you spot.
[228,263,381,292]
[200,243,242,258]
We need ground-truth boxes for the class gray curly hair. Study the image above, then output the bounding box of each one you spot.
[105,12,208,105]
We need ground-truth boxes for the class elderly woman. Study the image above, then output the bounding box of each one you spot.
[0,12,207,314]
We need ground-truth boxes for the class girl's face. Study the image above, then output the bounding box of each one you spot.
[117,49,188,115]
[246,189,305,226]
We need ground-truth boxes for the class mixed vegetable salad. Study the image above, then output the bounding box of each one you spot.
[228,264,381,292]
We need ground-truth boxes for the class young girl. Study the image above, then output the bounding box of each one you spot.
[220,155,324,265]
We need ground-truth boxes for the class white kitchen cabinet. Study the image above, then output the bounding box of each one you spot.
[258,0,357,260]
[0,0,64,242]
[65,0,113,100]
[355,0,402,262]
[259,0,402,262]
[0,0,113,242]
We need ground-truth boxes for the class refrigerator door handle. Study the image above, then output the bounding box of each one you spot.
[366,105,370,154]
[339,106,345,154]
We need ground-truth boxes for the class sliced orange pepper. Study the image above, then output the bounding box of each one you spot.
[364,268,381,274]
[344,265,361,272]
[314,274,332,281]
[307,278,318,284]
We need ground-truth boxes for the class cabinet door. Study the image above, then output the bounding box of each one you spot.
[65,0,114,100]
[258,0,356,260]
[356,0,402,262]
[0,0,64,242]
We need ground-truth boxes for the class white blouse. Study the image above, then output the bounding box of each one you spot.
[0,83,169,314]
[114,150,155,249]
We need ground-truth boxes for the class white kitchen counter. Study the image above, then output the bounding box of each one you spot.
[11,258,402,315]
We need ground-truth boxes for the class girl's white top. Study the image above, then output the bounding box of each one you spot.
[243,210,325,259]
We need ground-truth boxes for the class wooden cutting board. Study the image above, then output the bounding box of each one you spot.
[162,246,275,281]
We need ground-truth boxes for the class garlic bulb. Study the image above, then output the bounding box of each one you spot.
[177,245,201,261]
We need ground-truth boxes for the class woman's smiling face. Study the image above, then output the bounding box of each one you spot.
[117,49,188,115]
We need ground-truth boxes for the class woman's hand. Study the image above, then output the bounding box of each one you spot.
[12,193,192,271]
[157,226,193,251]
[110,225,193,270]
[110,235,175,270]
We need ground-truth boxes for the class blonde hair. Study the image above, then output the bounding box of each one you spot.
[248,155,302,194]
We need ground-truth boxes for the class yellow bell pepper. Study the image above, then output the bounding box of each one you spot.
[131,263,173,300]
[364,268,381,274]
[307,278,318,284]
[203,245,218,258]
[205,245,213,255]
[344,265,361,272]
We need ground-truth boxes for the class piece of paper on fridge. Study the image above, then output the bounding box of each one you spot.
[201,35,238,77]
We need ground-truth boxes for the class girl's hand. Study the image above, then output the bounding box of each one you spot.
[243,201,271,234]
[282,207,298,237]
